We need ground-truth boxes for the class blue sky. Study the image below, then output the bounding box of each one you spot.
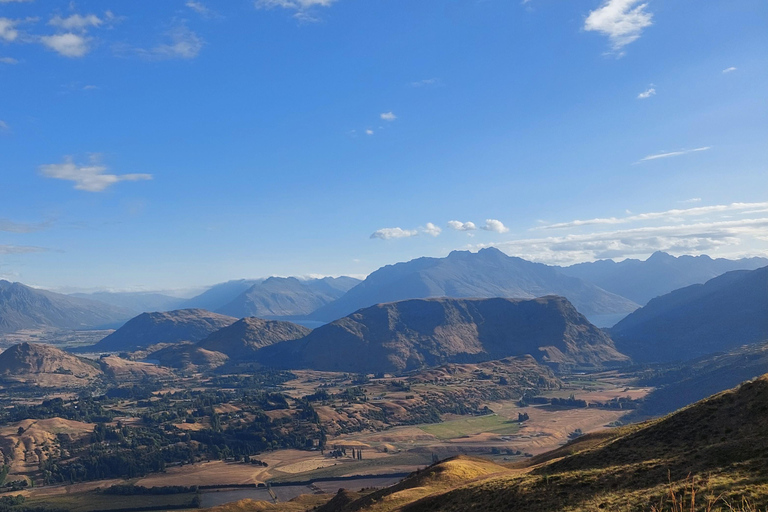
[1,0,766,293]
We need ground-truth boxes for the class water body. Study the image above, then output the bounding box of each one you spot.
[199,475,405,508]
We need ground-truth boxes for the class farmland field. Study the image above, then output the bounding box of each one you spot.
[419,414,520,439]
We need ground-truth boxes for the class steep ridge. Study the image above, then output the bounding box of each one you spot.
[611,265,768,362]
[561,251,768,305]
[87,309,237,352]
[259,296,628,373]
[217,276,360,318]
[0,280,132,333]
[309,248,638,325]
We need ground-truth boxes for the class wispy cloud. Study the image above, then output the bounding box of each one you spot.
[410,78,440,88]
[447,220,477,231]
[680,198,702,204]
[380,111,397,122]
[0,218,53,233]
[473,217,768,265]
[136,25,204,60]
[49,13,106,31]
[255,0,338,22]
[0,120,9,133]
[365,129,374,136]
[584,0,653,54]
[638,146,711,162]
[0,56,18,64]
[536,202,768,230]
[39,155,152,192]
[370,227,419,240]
[0,245,48,255]
[186,1,220,19]
[637,87,655,99]
[722,67,737,74]
[481,219,509,233]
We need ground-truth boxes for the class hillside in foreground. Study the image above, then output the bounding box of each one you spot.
[302,373,768,512]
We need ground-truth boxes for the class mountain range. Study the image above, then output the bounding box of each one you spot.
[310,248,639,325]
[0,280,132,334]
[259,296,628,373]
[561,251,768,305]
[611,265,768,362]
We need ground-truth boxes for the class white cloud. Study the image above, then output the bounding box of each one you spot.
[0,120,9,133]
[584,0,653,53]
[0,0,34,3]
[481,219,509,233]
[423,222,442,237]
[0,56,18,64]
[140,25,203,60]
[447,220,477,231]
[537,202,768,230]
[638,146,711,162]
[722,67,737,74]
[0,18,20,42]
[40,33,90,57]
[380,112,397,121]
[365,129,374,135]
[680,197,702,204]
[370,227,419,240]
[637,87,655,99]
[186,1,219,19]
[39,155,153,192]
[49,14,104,31]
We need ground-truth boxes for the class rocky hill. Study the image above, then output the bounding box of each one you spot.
[87,309,237,353]
[309,248,638,326]
[562,251,768,305]
[197,316,311,360]
[0,342,102,387]
[0,280,132,333]
[216,276,360,318]
[611,265,768,362]
[259,296,629,373]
